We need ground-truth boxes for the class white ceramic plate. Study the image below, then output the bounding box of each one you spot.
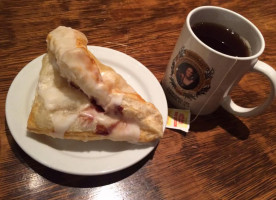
[5,46,168,175]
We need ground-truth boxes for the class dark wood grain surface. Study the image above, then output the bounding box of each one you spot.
[1,0,276,199]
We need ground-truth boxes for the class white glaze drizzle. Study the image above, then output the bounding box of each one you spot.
[79,106,140,142]
[49,112,79,138]
[47,26,112,108]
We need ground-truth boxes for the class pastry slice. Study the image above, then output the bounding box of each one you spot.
[27,26,164,143]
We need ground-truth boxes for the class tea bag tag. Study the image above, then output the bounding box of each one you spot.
[166,108,190,132]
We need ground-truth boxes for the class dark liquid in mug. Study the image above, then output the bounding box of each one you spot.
[192,22,251,57]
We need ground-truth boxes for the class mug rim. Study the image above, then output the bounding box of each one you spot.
[186,6,265,60]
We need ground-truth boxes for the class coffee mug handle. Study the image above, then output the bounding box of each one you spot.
[221,60,276,117]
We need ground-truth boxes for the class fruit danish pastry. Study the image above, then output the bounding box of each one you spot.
[27,26,163,143]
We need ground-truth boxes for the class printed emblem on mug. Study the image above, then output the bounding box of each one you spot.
[169,47,214,100]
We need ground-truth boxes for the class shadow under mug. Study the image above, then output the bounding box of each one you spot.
[162,6,276,117]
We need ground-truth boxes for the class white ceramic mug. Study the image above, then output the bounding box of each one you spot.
[162,6,276,116]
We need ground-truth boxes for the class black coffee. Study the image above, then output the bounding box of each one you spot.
[192,22,251,57]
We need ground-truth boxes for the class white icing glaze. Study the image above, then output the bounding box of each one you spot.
[79,106,140,142]
[47,26,112,108]
[47,26,85,61]
[38,54,90,137]
[81,107,119,128]
[50,112,78,138]
[109,121,140,142]
[103,93,124,111]
[38,56,90,112]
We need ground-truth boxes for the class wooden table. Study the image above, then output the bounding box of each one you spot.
[1,0,275,199]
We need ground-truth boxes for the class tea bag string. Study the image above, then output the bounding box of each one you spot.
[190,58,238,123]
